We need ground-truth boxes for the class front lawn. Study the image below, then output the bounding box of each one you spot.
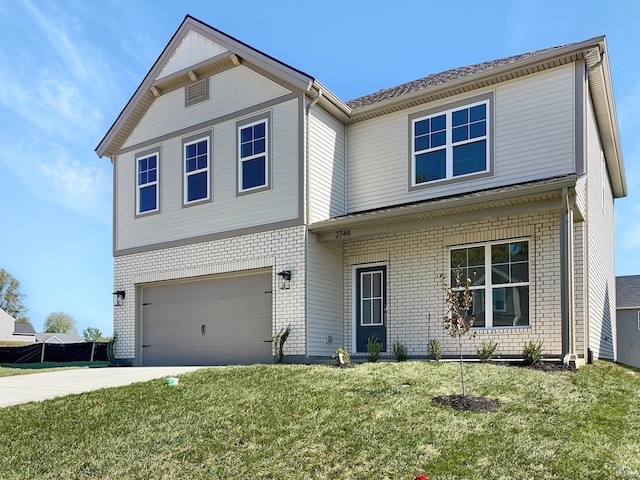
[1,361,638,479]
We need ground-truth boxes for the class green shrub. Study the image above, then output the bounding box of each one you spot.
[366,336,383,362]
[331,347,351,365]
[522,339,544,365]
[476,338,498,362]
[428,339,442,361]
[392,340,408,362]
[106,334,117,362]
[273,326,291,363]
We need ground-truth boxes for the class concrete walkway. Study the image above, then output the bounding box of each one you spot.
[0,366,205,408]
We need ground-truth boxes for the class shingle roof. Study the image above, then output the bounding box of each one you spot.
[35,332,84,344]
[14,322,36,335]
[346,45,565,109]
[616,275,640,308]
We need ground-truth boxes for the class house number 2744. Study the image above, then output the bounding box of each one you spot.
[335,230,351,238]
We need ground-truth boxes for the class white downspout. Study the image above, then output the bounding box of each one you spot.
[305,89,323,225]
[563,187,578,367]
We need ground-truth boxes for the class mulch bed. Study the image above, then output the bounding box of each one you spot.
[431,394,500,412]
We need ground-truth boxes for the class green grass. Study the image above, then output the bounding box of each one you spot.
[0,361,639,479]
[0,361,110,377]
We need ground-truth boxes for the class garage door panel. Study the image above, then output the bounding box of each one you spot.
[141,270,273,366]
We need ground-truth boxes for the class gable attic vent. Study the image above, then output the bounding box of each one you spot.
[185,78,209,107]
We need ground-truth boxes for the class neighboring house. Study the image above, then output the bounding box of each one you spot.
[616,275,640,369]
[0,308,36,343]
[35,333,84,344]
[96,16,626,366]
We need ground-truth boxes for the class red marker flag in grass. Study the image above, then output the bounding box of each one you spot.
[414,476,429,480]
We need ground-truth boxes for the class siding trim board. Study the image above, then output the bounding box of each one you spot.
[117,92,298,156]
[114,217,304,257]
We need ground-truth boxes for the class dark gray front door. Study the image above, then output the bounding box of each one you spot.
[356,265,387,352]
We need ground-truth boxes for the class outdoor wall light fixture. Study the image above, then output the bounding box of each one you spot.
[277,270,291,290]
[113,290,126,306]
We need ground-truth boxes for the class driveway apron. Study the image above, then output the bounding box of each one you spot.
[0,366,205,408]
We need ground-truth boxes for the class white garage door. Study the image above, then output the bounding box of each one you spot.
[141,270,273,366]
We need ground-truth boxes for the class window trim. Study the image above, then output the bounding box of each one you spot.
[182,131,212,207]
[408,92,494,191]
[448,238,530,330]
[135,147,161,217]
[236,112,271,196]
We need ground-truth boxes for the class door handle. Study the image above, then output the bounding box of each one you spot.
[201,324,206,336]
[142,344,151,348]
[264,340,273,343]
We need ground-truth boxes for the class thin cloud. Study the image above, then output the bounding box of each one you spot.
[20,0,88,80]
[0,140,112,225]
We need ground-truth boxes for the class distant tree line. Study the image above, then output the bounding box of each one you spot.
[2,268,109,341]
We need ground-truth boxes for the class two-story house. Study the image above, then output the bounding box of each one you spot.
[96,15,626,366]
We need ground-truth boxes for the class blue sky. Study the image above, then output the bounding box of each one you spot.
[0,0,638,336]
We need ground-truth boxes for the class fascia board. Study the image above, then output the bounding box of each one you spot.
[589,38,627,198]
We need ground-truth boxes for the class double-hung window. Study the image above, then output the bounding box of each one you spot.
[411,94,491,187]
[183,134,211,205]
[136,150,159,215]
[449,240,530,328]
[238,115,269,194]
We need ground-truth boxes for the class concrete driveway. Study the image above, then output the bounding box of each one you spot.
[0,366,205,408]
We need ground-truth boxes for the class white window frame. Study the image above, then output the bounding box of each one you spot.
[359,270,385,327]
[237,117,269,194]
[411,98,490,187]
[449,238,530,329]
[135,150,159,216]
[183,135,210,205]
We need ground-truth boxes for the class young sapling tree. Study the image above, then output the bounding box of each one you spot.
[440,267,475,396]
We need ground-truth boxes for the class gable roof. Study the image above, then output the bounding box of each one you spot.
[96,19,625,197]
[95,15,322,159]
[616,275,640,309]
[36,332,84,344]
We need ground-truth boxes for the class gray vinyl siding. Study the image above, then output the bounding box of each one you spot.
[616,309,640,368]
[585,93,616,360]
[115,98,299,251]
[307,232,344,356]
[346,65,576,212]
[123,66,291,149]
[309,105,346,222]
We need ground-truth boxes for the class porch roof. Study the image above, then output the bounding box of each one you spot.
[309,175,580,242]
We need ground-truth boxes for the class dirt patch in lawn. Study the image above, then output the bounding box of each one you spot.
[432,394,501,412]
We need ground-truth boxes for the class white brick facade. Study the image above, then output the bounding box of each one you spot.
[113,225,306,363]
[343,210,567,359]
